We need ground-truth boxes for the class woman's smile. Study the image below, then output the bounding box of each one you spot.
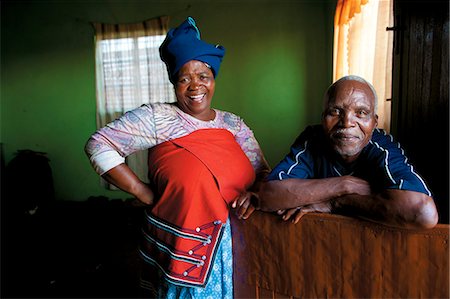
[188,93,206,103]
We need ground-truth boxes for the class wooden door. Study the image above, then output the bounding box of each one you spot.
[391,0,449,223]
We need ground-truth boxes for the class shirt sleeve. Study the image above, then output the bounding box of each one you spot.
[368,129,432,196]
[266,127,315,181]
[234,119,270,177]
[84,105,158,175]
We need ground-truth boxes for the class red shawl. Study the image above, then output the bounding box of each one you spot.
[140,128,255,287]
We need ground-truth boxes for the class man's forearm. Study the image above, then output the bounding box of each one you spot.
[332,189,438,229]
[258,176,368,211]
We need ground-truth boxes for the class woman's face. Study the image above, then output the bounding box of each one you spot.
[175,60,216,121]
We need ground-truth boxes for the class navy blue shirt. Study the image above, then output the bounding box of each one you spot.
[267,125,432,196]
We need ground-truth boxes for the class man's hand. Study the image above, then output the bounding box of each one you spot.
[231,191,259,220]
[340,176,372,196]
[278,201,332,224]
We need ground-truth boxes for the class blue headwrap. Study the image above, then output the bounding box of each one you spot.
[160,17,226,84]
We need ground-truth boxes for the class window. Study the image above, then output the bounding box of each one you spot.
[98,35,176,112]
[93,16,174,187]
[333,0,394,131]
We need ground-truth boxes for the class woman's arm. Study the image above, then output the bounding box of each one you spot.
[85,105,158,175]
[84,106,161,205]
[102,163,154,205]
[231,118,271,219]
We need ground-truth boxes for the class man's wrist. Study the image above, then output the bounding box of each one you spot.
[330,197,341,212]
[250,192,261,210]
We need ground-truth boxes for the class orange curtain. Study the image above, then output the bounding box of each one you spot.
[334,0,369,26]
[333,0,393,131]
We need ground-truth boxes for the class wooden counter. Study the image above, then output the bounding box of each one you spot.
[231,211,449,298]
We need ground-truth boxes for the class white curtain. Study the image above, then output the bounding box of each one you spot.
[333,0,394,131]
[93,16,176,188]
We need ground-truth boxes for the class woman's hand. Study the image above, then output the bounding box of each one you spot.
[102,163,155,206]
[231,191,259,220]
[133,183,155,206]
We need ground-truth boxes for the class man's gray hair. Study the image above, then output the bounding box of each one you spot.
[323,75,378,113]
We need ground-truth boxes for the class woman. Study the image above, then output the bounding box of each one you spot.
[85,17,269,298]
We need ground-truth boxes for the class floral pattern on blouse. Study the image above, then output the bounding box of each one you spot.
[85,103,269,176]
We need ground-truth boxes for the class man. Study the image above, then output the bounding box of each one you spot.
[256,75,438,229]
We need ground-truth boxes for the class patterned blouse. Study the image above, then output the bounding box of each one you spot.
[85,103,269,177]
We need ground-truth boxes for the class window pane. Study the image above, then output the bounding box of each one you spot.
[98,35,174,112]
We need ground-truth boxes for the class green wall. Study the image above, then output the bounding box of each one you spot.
[1,0,334,201]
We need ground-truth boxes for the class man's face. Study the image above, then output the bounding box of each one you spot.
[322,80,378,163]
